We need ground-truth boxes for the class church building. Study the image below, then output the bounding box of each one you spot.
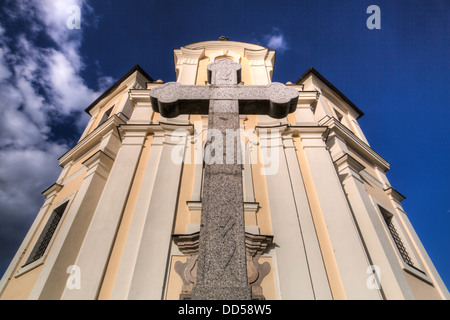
[1,39,448,300]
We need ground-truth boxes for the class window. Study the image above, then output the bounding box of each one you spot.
[380,208,414,267]
[334,109,344,122]
[23,201,68,266]
[97,105,115,128]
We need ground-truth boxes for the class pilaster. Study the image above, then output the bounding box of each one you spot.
[61,125,148,299]
[334,154,414,299]
[127,123,193,299]
[295,125,381,299]
[110,127,164,299]
[128,89,153,125]
[256,125,316,299]
[174,47,205,85]
[282,132,332,299]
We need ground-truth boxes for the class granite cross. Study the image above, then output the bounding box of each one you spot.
[150,58,298,300]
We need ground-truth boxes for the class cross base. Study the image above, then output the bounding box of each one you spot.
[191,286,252,300]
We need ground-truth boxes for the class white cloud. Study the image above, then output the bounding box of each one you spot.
[264,28,289,52]
[0,0,108,275]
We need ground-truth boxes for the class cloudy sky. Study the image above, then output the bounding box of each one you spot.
[0,0,449,293]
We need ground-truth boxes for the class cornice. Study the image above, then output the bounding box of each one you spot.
[334,153,366,173]
[41,183,63,197]
[58,114,126,167]
[186,201,260,213]
[245,48,269,65]
[384,187,406,203]
[320,116,390,172]
[184,40,267,52]
[295,67,364,119]
[129,89,152,105]
[289,125,328,140]
[85,65,154,114]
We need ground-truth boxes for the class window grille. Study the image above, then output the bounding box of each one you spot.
[24,201,68,266]
[383,214,414,267]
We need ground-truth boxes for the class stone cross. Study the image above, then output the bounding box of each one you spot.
[150,59,298,300]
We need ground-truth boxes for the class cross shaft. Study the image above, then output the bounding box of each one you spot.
[150,59,298,300]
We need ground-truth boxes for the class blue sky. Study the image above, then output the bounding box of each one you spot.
[0,0,449,296]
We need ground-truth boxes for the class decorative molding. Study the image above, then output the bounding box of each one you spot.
[41,183,62,197]
[186,201,260,213]
[59,114,126,167]
[172,232,273,300]
[334,153,366,173]
[384,187,406,203]
[208,50,241,63]
[319,115,390,172]
[297,91,320,110]
[245,48,269,65]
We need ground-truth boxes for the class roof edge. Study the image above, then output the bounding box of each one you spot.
[84,64,154,114]
[295,67,364,119]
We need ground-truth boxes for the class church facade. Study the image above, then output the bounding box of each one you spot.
[1,40,448,300]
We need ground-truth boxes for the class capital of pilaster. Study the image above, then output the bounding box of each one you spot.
[297,91,320,108]
[158,122,194,146]
[81,150,114,180]
[281,130,296,149]
[244,48,269,66]
[255,124,288,137]
[334,153,366,176]
[175,47,206,66]
[41,183,63,198]
[117,124,154,148]
[293,126,328,139]
[159,122,194,135]
[129,89,152,108]
[82,150,114,170]
[384,187,406,204]
[290,126,328,149]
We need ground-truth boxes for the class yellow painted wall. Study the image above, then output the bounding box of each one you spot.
[245,115,273,235]
[196,51,253,86]
[87,93,125,136]
[404,271,441,300]
[1,265,44,300]
[172,115,200,234]
[165,256,187,300]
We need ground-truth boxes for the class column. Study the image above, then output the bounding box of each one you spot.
[174,47,205,85]
[61,125,147,300]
